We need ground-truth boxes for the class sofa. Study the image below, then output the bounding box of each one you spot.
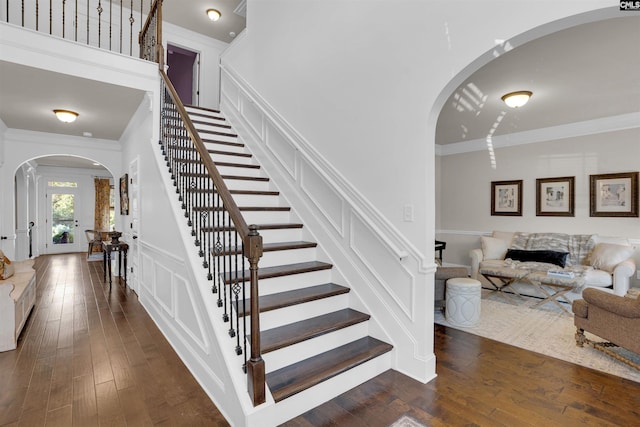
[573,288,639,369]
[0,254,36,352]
[470,231,637,296]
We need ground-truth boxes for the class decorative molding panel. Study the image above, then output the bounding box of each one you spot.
[350,212,415,320]
[174,273,210,353]
[299,157,344,236]
[265,121,296,178]
[155,262,174,316]
[240,95,265,139]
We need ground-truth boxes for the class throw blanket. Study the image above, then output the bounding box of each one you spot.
[510,232,595,266]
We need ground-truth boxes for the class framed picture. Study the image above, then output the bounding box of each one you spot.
[536,176,575,217]
[491,180,522,216]
[590,172,638,217]
[119,174,129,215]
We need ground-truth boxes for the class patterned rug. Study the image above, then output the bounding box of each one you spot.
[388,415,427,427]
[435,290,640,383]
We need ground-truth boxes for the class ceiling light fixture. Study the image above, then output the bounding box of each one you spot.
[53,109,79,123]
[206,8,221,21]
[501,91,532,108]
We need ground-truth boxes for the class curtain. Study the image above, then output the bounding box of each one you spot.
[94,178,111,231]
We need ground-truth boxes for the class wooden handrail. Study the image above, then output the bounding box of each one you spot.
[159,70,266,406]
[160,70,250,239]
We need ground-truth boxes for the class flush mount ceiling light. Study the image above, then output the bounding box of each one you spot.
[206,8,221,21]
[53,109,79,123]
[501,91,532,108]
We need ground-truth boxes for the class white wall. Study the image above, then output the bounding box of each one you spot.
[436,128,640,286]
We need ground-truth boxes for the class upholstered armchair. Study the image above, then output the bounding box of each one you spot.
[434,267,469,311]
[572,288,640,370]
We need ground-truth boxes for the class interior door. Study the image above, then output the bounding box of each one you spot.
[128,158,140,293]
[46,186,81,253]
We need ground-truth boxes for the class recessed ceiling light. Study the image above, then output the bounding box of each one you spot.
[229,32,236,38]
[53,109,79,123]
[501,91,532,108]
[207,9,221,21]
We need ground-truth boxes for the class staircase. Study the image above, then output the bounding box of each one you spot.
[161,100,393,422]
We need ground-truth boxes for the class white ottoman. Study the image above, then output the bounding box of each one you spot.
[445,277,481,327]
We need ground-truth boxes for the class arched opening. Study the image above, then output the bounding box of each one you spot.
[432,11,639,267]
[13,155,114,259]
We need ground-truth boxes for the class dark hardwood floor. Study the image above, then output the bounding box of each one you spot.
[1,253,639,426]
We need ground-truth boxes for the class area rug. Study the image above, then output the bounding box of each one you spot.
[388,415,427,427]
[435,290,640,383]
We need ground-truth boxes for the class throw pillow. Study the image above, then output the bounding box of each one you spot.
[505,249,569,268]
[482,236,509,260]
[590,243,635,273]
[0,250,14,280]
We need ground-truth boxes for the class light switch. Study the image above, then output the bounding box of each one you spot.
[403,204,414,222]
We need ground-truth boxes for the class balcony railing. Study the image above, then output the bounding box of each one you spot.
[2,0,156,58]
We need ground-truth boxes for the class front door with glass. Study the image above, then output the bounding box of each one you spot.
[47,181,81,253]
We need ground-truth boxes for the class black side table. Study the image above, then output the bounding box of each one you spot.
[103,241,129,288]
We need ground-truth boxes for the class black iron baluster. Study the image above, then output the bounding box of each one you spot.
[221,208,229,322]
[242,240,248,371]
[233,231,242,353]
[109,0,112,50]
[214,191,222,301]
[48,0,51,34]
[21,0,23,26]
[85,0,88,44]
[61,0,65,38]
[97,1,103,47]
[128,0,133,55]
[74,0,77,41]
[35,0,38,30]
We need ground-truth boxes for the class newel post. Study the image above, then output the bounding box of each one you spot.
[246,225,265,405]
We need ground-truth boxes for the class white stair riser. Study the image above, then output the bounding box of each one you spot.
[258,293,350,331]
[259,247,317,268]
[203,141,245,154]
[223,179,272,192]
[240,210,291,224]
[208,152,255,165]
[257,270,333,296]
[194,123,234,133]
[200,133,238,144]
[187,112,226,121]
[226,194,283,207]
[256,228,303,243]
[261,353,392,427]
[263,320,368,373]
[215,165,263,178]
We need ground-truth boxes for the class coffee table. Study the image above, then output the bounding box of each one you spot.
[525,272,585,314]
[479,265,529,303]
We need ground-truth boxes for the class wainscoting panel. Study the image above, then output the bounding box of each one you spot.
[174,273,210,353]
[350,212,415,320]
[154,262,174,316]
[141,252,155,293]
[221,73,240,110]
[300,157,344,236]
[266,121,296,179]
[240,94,265,139]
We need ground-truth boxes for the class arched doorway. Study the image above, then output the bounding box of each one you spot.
[14,155,114,258]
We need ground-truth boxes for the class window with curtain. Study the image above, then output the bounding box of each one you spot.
[94,178,112,231]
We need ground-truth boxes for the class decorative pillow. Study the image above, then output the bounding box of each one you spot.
[505,249,569,268]
[482,236,509,260]
[0,250,14,280]
[590,243,635,273]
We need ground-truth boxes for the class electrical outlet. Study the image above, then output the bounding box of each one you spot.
[403,204,414,222]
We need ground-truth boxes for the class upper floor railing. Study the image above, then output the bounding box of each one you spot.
[2,0,156,58]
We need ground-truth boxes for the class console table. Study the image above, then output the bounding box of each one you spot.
[103,241,129,288]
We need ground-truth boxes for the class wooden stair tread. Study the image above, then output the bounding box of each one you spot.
[187,189,280,196]
[221,240,317,256]
[185,105,221,114]
[224,261,332,283]
[187,111,226,121]
[193,206,290,212]
[163,133,244,148]
[266,336,393,402]
[181,172,269,181]
[164,145,251,158]
[260,309,370,354]
[237,283,349,317]
[203,223,303,232]
[172,158,259,170]
[191,119,231,129]
[197,128,237,138]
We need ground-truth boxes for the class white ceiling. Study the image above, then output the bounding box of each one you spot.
[436,16,640,145]
[1,9,638,171]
